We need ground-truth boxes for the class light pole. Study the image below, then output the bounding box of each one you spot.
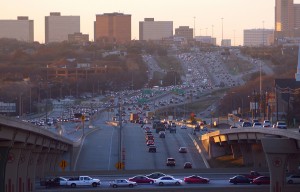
[193,16,196,38]
[221,18,224,45]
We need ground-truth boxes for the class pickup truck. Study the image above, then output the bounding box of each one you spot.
[67,176,100,188]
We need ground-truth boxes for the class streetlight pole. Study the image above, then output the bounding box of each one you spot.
[193,16,196,38]
[221,18,224,45]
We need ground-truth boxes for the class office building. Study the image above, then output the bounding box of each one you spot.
[194,36,216,45]
[175,26,193,40]
[68,32,89,44]
[139,18,173,41]
[94,12,131,43]
[221,39,231,47]
[244,29,274,46]
[0,16,33,42]
[45,12,80,43]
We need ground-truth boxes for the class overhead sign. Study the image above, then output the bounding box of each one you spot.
[59,160,68,170]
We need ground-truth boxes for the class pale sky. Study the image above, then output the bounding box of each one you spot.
[2,0,300,45]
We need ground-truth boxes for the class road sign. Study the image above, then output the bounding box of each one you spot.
[81,115,85,122]
[115,162,125,169]
[59,160,68,170]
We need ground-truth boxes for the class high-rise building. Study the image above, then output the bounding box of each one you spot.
[45,12,80,43]
[175,26,193,40]
[275,0,299,39]
[94,13,131,43]
[139,18,173,41]
[244,29,274,46]
[0,16,33,42]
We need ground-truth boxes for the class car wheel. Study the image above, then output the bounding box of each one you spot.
[159,182,164,186]
[150,181,154,184]
[112,184,117,188]
[175,181,180,185]
[287,180,293,184]
[129,184,133,188]
[70,183,76,188]
[92,183,97,187]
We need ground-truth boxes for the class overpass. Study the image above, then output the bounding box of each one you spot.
[0,116,73,192]
[200,128,300,192]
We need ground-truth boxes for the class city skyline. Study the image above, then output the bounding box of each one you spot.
[2,0,300,45]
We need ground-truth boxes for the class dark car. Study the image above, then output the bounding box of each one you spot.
[229,175,251,184]
[252,176,270,185]
[43,177,68,188]
[242,122,252,128]
[183,162,192,169]
[148,145,156,153]
[146,172,166,179]
[166,158,176,166]
[128,175,154,184]
[184,175,209,184]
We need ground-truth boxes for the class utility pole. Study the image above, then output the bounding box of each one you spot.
[221,18,224,45]
[193,17,196,38]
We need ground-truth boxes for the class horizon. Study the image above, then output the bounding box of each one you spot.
[2,0,300,45]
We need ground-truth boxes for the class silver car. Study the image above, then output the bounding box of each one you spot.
[154,176,183,186]
[110,179,137,188]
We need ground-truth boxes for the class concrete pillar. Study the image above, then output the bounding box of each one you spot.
[27,151,39,192]
[231,144,241,159]
[5,148,21,192]
[252,143,267,169]
[261,138,299,192]
[0,147,10,192]
[17,149,31,192]
[35,153,47,179]
[209,142,227,158]
[240,143,254,166]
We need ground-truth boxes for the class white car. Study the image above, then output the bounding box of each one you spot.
[287,175,300,184]
[154,176,183,186]
[181,125,187,129]
[263,120,271,128]
[252,122,262,128]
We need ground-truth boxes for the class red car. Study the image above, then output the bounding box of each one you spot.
[146,140,154,146]
[252,176,270,185]
[128,175,154,184]
[184,175,210,184]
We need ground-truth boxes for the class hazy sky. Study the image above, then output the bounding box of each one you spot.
[2,0,300,45]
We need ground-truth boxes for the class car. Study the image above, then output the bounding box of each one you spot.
[252,176,270,185]
[146,140,155,146]
[252,122,262,128]
[287,175,300,184]
[242,122,252,127]
[183,162,192,169]
[166,158,175,166]
[109,179,137,188]
[181,125,187,129]
[146,172,166,179]
[274,121,287,129]
[154,176,183,186]
[128,175,154,184]
[230,125,238,129]
[43,177,68,188]
[238,119,244,123]
[263,120,271,127]
[229,175,251,184]
[148,145,156,153]
[184,175,209,184]
[159,131,165,138]
[179,147,187,153]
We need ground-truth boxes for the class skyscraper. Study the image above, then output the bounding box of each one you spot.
[0,16,34,42]
[45,12,80,44]
[139,18,173,41]
[94,13,131,43]
[275,0,296,39]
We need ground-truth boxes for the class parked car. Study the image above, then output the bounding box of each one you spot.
[146,172,166,179]
[274,121,287,129]
[179,147,187,153]
[154,176,183,186]
[183,162,192,169]
[252,176,270,185]
[184,175,209,184]
[286,175,300,184]
[242,122,252,127]
[263,120,271,128]
[110,179,137,188]
[128,175,154,184]
[166,158,176,166]
[229,175,251,184]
